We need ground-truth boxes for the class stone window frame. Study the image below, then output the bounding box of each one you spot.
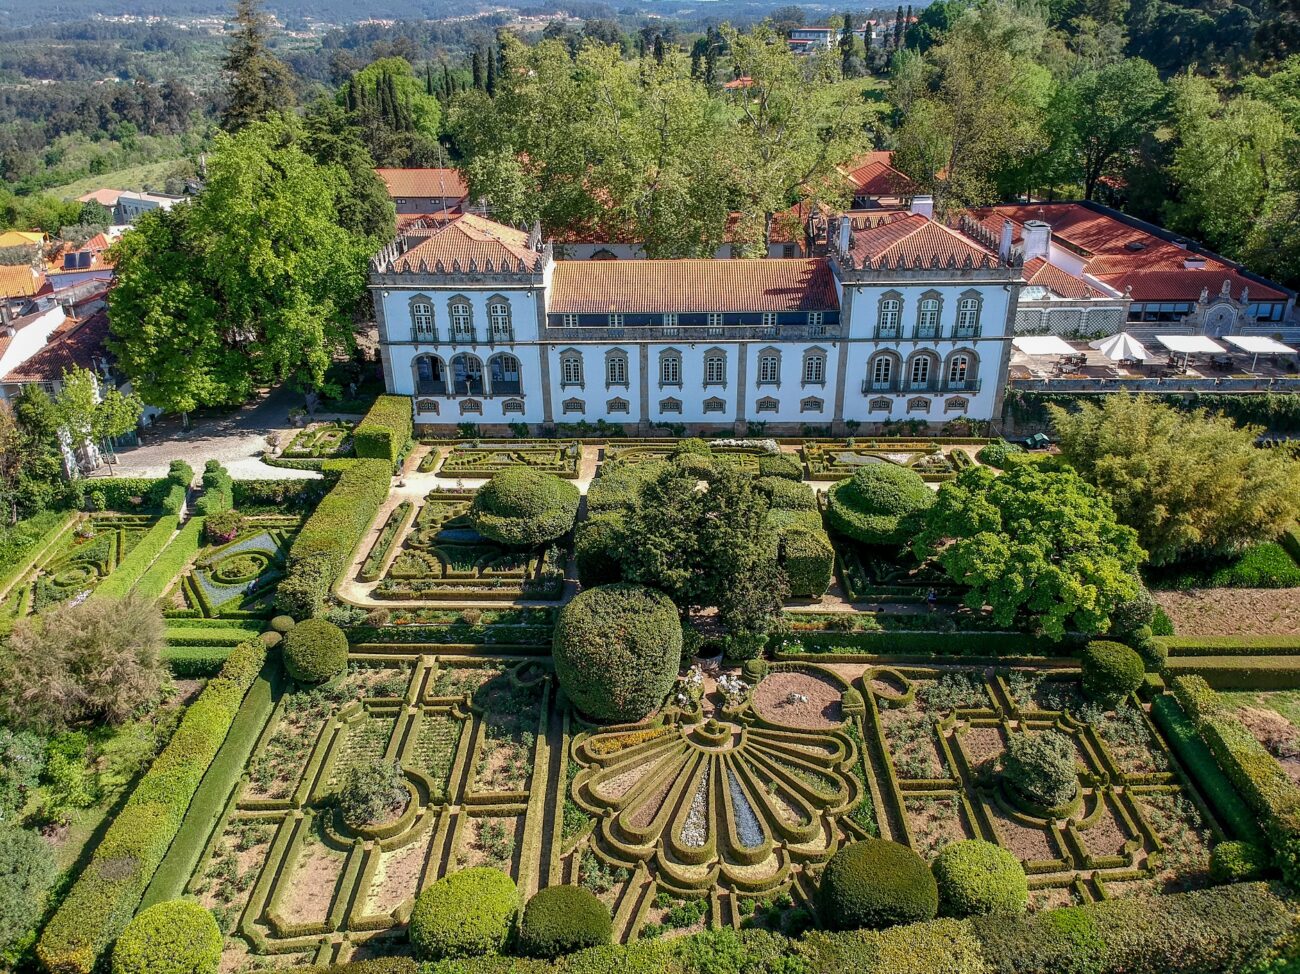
[486,294,513,342]
[415,398,440,415]
[801,346,828,387]
[502,398,525,414]
[906,396,931,413]
[659,397,683,414]
[450,352,485,395]
[800,396,824,413]
[906,350,938,390]
[945,396,969,413]
[702,347,727,387]
[755,396,780,413]
[955,288,983,337]
[869,396,891,412]
[702,396,727,413]
[867,350,900,392]
[559,348,584,388]
[562,397,586,414]
[409,293,436,341]
[876,289,903,337]
[914,289,942,339]
[459,398,483,414]
[605,348,630,387]
[487,352,523,394]
[447,294,474,342]
[607,397,630,413]
[659,348,683,388]
[756,347,781,387]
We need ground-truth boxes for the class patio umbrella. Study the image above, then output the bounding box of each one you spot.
[1088,332,1149,362]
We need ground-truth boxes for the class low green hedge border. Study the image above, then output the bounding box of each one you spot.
[160,645,232,677]
[36,641,269,974]
[776,631,1085,659]
[1160,636,1300,656]
[133,518,206,604]
[1165,656,1300,689]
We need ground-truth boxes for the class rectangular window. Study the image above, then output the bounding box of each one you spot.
[761,312,778,328]
[607,356,627,385]
[707,313,724,327]
[956,299,980,336]
[663,313,678,327]
[608,314,624,328]
[488,302,510,340]
[661,356,681,385]
[878,299,900,337]
[705,356,726,385]
[807,312,823,328]
[917,299,939,338]
[451,302,473,340]
[412,303,434,339]
[660,398,682,413]
[758,356,780,384]
[803,355,825,384]
[561,314,580,328]
[562,356,583,386]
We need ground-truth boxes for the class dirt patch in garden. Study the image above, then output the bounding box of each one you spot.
[454,814,520,873]
[1154,587,1300,636]
[367,830,433,915]
[1079,796,1130,859]
[171,678,206,706]
[957,725,1005,771]
[281,844,343,924]
[986,801,1056,861]
[752,671,844,729]
[905,797,969,858]
[1028,887,1076,912]
[1236,706,1300,785]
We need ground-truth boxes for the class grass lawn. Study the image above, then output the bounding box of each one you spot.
[1221,689,1300,729]
[50,159,187,201]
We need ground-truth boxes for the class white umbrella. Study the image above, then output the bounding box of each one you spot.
[1223,335,1297,372]
[1012,335,1076,356]
[1088,332,1149,362]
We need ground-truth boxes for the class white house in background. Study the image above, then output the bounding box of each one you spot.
[77,189,183,225]
[0,305,73,402]
[787,27,837,52]
[369,205,1023,433]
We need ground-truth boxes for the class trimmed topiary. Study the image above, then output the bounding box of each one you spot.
[1110,582,1158,638]
[1002,730,1078,812]
[519,885,612,958]
[337,761,407,830]
[259,630,282,648]
[575,512,626,587]
[975,440,1024,469]
[409,867,517,960]
[824,464,934,546]
[471,468,580,547]
[779,527,835,598]
[1081,641,1145,705]
[553,584,682,723]
[756,477,817,511]
[282,618,348,684]
[269,615,296,634]
[817,838,938,930]
[1128,625,1167,672]
[757,453,803,480]
[111,900,221,974]
[932,840,1028,917]
[1210,840,1272,884]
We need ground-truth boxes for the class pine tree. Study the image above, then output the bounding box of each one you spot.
[219,0,295,132]
[471,50,484,90]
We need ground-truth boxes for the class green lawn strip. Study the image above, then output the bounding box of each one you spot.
[1165,655,1300,689]
[93,513,181,600]
[142,658,282,908]
[165,623,265,646]
[134,516,206,603]
[1150,694,1265,844]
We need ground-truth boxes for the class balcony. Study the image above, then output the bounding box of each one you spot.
[955,325,981,339]
[862,380,897,394]
[452,377,485,396]
[416,378,448,395]
[491,380,522,395]
[542,323,836,343]
[943,379,982,393]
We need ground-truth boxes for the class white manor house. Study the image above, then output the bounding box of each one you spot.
[370,201,1028,434]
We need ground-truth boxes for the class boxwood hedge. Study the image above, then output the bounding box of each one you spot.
[110,900,221,974]
[817,838,938,930]
[518,885,612,958]
[824,464,934,546]
[410,867,518,961]
[354,395,414,468]
[470,469,580,547]
[36,641,267,974]
[931,840,1028,917]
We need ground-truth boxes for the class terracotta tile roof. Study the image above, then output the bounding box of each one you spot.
[549,258,838,314]
[722,76,754,90]
[77,189,123,207]
[848,213,995,266]
[2,310,107,383]
[1023,257,1105,299]
[375,168,468,200]
[394,214,541,271]
[395,212,458,232]
[0,264,45,298]
[0,230,45,249]
[842,152,916,197]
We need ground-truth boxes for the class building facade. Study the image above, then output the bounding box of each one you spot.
[370,210,1022,433]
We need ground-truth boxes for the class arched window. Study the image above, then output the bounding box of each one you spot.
[591,249,618,260]
[916,293,941,339]
[451,353,484,395]
[413,355,446,395]
[560,349,584,387]
[802,348,827,386]
[757,349,781,385]
[660,349,682,386]
[909,354,933,390]
[948,354,970,387]
[956,291,982,337]
[704,349,726,386]
[449,297,474,341]
[490,354,521,395]
[877,291,902,337]
[487,297,512,341]
[409,295,435,340]
[869,354,894,391]
[606,349,629,387]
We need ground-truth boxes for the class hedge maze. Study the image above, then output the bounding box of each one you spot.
[167,516,301,618]
[801,440,977,481]
[283,422,355,460]
[373,490,564,601]
[435,441,582,479]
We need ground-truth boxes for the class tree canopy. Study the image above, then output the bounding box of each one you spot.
[1049,393,1300,564]
[912,464,1144,638]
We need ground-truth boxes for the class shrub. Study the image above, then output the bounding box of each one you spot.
[931,840,1027,917]
[1110,583,1158,638]
[37,642,266,974]
[975,440,1024,468]
[0,825,57,954]
[1128,626,1167,671]
[779,527,834,598]
[259,630,282,648]
[756,477,817,511]
[111,900,221,974]
[283,619,348,683]
[1210,840,1271,883]
[471,469,580,547]
[672,438,712,457]
[519,885,612,958]
[204,509,243,543]
[354,395,413,468]
[824,464,934,546]
[1002,731,1078,810]
[194,463,234,517]
[586,461,665,514]
[167,459,194,486]
[816,838,938,930]
[409,867,517,960]
[270,615,296,634]
[575,513,625,588]
[337,761,407,829]
[757,453,803,480]
[1081,641,1145,704]
[553,584,682,723]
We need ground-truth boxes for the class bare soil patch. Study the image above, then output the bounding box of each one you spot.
[281,843,343,924]
[752,671,843,729]
[367,830,433,915]
[1236,706,1300,785]
[1155,587,1300,636]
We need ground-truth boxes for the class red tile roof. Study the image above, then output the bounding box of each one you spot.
[722,76,754,90]
[2,310,107,383]
[375,168,468,201]
[394,214,541,271]
[848,213,995,266]
[1023,257,1105,300]
[0,264,45,298]
[549,258,838,314]
[76,189,124,207]
[842,152,916,197]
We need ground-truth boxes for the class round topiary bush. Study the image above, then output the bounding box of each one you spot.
[1081,641,1145,705]
[470,469,580,547]
[259,630,282,648]
[816,838,938,930]
[1210,840,1271,884]
[409,867,517,960]
[975,440,1024,469]
[270,615,296,634]
[553,584,682,723]
[337,761,407,830]
[824,464,934,546]
[1128,625,1167,672]
[1002,730,1078,812]
[932,839,1028,916]
[282,618,348,684]
[518,885,612,958]
[111,900,222,974]
[574,512,626,588]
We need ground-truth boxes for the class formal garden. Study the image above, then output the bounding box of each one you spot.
[1,393,1300,974]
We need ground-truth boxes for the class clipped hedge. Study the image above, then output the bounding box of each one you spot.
[553,583,681,723]
[817,838,938,931]
[133,518,206,603]
[932,840,1027,917]
[1159,635,1300,656]
[93,509,182,601]
[471,469,580,547]
[518,885,612,958]
[410,867,517,961]
[354,395,413,468]
[1081,641,1144,705]
[193,461,234,517]
[824,464,934,546]
[1165,655,1300,689]
[574,512,625,588]
[757,476,818,511]
[37,641,267,974]
[277,459,391,617]
[110,900,221,974]
[757,453,803,480]
[778,525,835,598]
[777,630,1085,660]
[283,618,348,683]
[1172,675,1300,884]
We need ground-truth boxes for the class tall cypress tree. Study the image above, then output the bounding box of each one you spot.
[840,12,855,76]
[219,0,295,132]
[442,64,452,102]
[893,6,904,48]
[904,4,913,45]
[653,34,665,63]
[471,50,484,90]
[486,47,497,96]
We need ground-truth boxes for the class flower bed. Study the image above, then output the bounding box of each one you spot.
[437,441,582,479]
[281,421,355,460]
[802,441,978,481]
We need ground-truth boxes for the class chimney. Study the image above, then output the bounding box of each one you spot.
[1184,254,1207,270]
[998,219,1013,262]
[837,215,851,255]
[1022,220,1050,261]
[909,194,934,219]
